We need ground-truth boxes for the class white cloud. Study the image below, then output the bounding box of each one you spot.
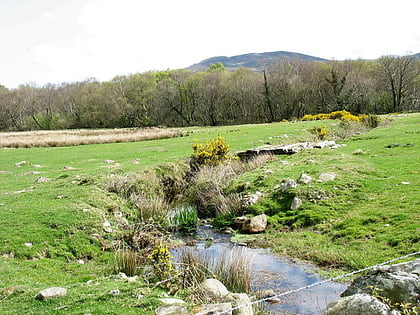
[0,0,419,88]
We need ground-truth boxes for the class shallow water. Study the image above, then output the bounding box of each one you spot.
[172,226,346,315]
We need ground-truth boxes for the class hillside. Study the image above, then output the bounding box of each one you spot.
[187,50,328,71]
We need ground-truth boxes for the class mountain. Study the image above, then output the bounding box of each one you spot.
[187,51,328,71]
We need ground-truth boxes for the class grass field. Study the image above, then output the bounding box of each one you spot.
[0,114,419,313]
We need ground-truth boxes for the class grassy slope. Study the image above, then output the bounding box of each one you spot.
[0,121,315,314]
[232,114,419,270]
[0,115,419,313]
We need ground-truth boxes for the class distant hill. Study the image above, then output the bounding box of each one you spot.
[187,51,328,71]
[410,52,420,59]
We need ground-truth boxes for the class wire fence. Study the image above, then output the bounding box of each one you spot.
[214,251,420,315]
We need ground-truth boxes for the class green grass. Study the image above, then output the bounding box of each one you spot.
[229,114,420,270]
[0,114,419,313]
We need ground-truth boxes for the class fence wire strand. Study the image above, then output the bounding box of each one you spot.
[214,251,420,315]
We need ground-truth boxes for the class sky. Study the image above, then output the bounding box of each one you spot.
[1,0,419,89]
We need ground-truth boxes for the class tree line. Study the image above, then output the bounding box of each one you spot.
[0,55,418,131]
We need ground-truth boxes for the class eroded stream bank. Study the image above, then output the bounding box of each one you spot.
[172,226,347,315]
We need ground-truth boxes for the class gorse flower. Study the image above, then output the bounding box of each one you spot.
[192,136,231,166]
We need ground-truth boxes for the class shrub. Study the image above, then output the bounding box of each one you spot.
[309,126,330,140]
[186,180,226,218]
[155,162,189,203]
[147,242,176,282]
[361,114,381,129]
[341,114,361,122]
[191,136,232,167]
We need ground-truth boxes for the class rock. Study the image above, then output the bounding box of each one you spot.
[319,173,336,182]
[233,216,249,227]
[108,289,120,296]
[192,303,232,315]
[290,197,303,210]
[0,171,12,174]
[158,298,186,305]
[226,293,253,315]
[223,227,234,234]
[341,259,420,305]
[298,172,312,184]
[63,166,78,170]
[36,287,67,300]
[242,192,262,207]
[279,179,297,192]
[155,305,188,315]
[35,176,50,183]
[14,161,27,167]
[103,160,115,164]
[323,293,401,315]
[24,242,33,247]
[199,279,230,299]
[241,214,267,234]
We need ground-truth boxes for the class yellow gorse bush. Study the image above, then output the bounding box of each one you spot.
[192,136,231,166]
[309,126,330,140]
[147,242,175,281]
[301,110,381,128]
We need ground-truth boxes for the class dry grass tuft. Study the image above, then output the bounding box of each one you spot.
[0,127,183,148]
[213,247,253,293]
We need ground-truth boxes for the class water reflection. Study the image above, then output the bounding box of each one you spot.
[172,226,346,315]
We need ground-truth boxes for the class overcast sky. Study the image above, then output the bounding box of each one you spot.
[1,0,419,89]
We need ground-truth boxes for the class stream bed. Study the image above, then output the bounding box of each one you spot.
[172,226,347,315]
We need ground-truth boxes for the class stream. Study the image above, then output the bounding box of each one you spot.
[172,226,347,315]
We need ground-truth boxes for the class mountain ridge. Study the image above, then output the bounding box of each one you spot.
[187,50,328,71]
[187,50,420,71]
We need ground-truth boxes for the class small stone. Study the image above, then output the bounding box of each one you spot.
[199,279,230,299]
[298,172,312,184]
[103,160,115,164]
[127,276,138,283]
[401,182,410,185]
[77,259,85,264]
[155,305,188,315]
[36,287,67,300]
[24,242,33,247]
[192,303,232,315]
[63,166,78,170]
[103,221,111,227]
[290,197,303,210]
[158,298,186,305]
[319,173,336,182]
[267,297,282,304]
[32,164,42,168]
[108,289,120,296]
[14,161,27,167]
[241,214,267,233]
[384,224,390,227]
[280,179,297,192]
[35,176,51,183]
[118,272,128,279]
